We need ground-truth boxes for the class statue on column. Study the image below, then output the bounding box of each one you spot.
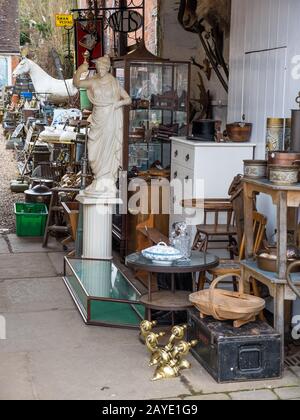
[73,55,131,197]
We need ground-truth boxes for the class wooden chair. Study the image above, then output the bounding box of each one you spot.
[198,211,267,292]
[193,198,237,259]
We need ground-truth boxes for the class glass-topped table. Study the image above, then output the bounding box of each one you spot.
[126,252,219,320]
[63,257,145,328]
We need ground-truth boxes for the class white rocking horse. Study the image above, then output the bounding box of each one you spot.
[12,57,78,104]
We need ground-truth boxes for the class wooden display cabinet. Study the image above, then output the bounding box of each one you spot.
[112,42,191,257]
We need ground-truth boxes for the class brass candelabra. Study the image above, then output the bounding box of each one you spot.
[140,321,198,381]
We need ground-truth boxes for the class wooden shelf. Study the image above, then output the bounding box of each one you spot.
[140,291,193,311]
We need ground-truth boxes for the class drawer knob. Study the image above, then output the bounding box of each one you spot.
[185,176,189,181]
[174,171,178,179]
[185,154,190,162]
[174,150,178,158]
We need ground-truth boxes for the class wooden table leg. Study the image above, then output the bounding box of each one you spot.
[148,273,152,303]
[274,284,285,372]
[171,273,175,294]
[277,192,287,280]
[244,183,254,259]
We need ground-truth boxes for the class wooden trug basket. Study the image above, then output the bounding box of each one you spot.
[189,275,265,328]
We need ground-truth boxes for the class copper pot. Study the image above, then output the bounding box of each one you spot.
[226,123,252,142]
[268,151,300,166]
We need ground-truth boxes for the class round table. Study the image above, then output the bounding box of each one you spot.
[126,251,219,323]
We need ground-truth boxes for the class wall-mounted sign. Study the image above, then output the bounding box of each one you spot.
[75,19,103,69]
[109,10,143,33]
[55,14,74,28]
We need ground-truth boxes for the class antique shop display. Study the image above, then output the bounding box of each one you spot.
[243,160,267,179]
[112,43,190,256]
[63,257,145,328]
[187,308,282,383]
[140,321,197,381]
[266,118,285,152]
[269,165,299,186]
[189,275,265,328]
[141,242,183,265]
[226,122,252,142]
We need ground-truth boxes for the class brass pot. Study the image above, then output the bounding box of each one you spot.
[244,160,267,179]
[269,165,299,185]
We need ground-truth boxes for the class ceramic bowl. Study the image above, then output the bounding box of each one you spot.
[142,242,183,265]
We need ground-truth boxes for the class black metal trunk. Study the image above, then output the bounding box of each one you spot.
[187,308,282,383]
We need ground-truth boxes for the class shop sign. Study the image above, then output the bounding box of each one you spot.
[109,10,143,33]
[55,14,74,28]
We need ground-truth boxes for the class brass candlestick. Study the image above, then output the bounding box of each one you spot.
[140,321,198,381]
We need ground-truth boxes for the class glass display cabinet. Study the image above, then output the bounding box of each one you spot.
[112,43,191,256]
[63,257,145,328]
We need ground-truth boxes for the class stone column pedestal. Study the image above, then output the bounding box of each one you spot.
[76,193,122,260]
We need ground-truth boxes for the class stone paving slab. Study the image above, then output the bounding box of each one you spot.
[0,277,74,313]
[0,236,10,254]
[47,252,66,276]
[229,389,278,400]
[0,309,142,354]
[290,367,300,377]
[0,253,57,279]
[0,352,36,400]
[274,387,300,400]
[7,234,63,254]
[182,358,300,394]
[184,394,231,400]
[28,348,189,400]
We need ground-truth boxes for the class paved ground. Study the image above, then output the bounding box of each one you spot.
[0,234,300,400]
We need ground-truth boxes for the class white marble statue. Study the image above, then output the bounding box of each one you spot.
[73,55,131,197]
[12,58,78,103]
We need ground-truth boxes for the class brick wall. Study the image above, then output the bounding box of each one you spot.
[0,0,20,54]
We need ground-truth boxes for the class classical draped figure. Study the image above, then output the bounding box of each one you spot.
[74,55,131,197]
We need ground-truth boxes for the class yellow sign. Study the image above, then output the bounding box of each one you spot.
[55,14,73,28]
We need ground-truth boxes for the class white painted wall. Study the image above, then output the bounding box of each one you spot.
[228,0,300,157]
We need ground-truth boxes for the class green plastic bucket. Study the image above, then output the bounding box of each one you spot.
[14,203,48,237]
[80,89,92,111]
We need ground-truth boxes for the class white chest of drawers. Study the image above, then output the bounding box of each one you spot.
[170,137,256,228]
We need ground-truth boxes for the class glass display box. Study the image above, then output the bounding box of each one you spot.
[112,43,191,255]
[63,257,145,328]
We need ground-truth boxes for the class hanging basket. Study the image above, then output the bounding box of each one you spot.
[189,275,265,328]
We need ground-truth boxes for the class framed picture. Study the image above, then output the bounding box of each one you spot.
[75,18,103,69]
